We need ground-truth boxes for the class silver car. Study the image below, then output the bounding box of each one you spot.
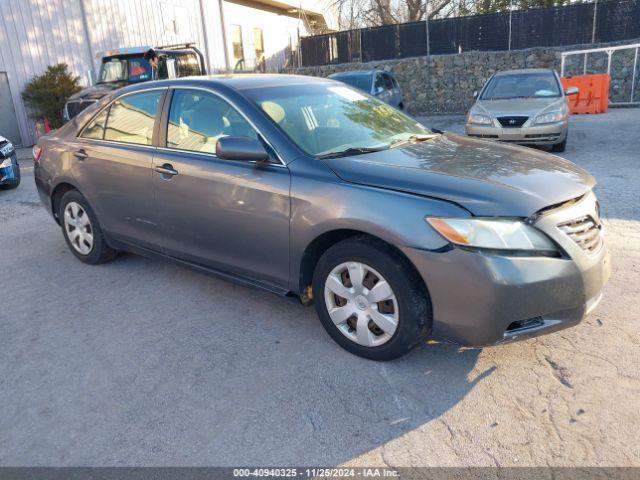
[329,70,404,109]
[465,68,578,152]
[34,75,609,361]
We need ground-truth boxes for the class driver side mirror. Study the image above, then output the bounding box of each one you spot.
[216,136,270,163]
[565,86,579,96]
[374,86,384,95]
[473,90,478,99]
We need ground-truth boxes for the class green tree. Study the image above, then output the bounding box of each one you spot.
[22,64,82,129]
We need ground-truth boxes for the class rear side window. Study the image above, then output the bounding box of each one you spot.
[176,53,202,77]
[166,89,258,154]
[104,90,163,145]
[382,74,394,90]
[80,108,109,140]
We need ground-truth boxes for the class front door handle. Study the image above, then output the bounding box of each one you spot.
[74,149,88,160]
[154,163,179,177]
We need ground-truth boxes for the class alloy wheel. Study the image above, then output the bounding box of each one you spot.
[63,201,94,255]
[323,261,399,347]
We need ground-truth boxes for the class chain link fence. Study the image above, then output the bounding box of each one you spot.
[299,0,640,67]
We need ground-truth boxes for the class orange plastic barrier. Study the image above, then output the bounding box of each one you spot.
[560,74,610,114]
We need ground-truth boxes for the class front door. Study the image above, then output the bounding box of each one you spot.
[153,88,290,289]
[0,73,22,146]
[72,89,165,249]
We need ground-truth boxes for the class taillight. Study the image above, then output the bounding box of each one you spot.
[32,144,43,162]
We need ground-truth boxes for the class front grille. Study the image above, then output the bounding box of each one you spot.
[558,215,603,253]
[525,133,560,139]
[66,100,96,119]
[497,116,528,128]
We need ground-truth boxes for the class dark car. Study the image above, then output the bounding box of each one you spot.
[63,45,206,121]
[0,135,19,189]
[34,75,610,360]
[329,70,404,109]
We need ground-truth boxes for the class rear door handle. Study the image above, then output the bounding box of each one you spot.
[74,149,88,160]
[154,163,179,177]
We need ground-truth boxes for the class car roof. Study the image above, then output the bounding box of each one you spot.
[330,70,391,77]
[119,74,335,94]
[494,68,556,76]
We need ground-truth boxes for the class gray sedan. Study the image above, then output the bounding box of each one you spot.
[33,75,609,360]
[465,68,578,152]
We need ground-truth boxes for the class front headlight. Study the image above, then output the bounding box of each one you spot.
[426,217,557,252]
[467,113,492,125]
[534,109,567,125]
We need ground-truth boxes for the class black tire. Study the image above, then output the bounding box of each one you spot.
[0,169,19,190]
[58,190,117,264]
[398,102,404,110]
[552,134,567,153]
[0,179,19,189]
[312,237,432,361]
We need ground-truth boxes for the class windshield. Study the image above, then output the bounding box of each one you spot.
[480,72,561,100]
[98,56,152,84]
[330,73,373,93]
[243,83,431,157]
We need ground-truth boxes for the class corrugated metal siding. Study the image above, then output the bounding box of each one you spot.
[0,0,227,146]
[0,0,92,146]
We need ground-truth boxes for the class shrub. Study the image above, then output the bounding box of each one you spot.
[22,64,82,129]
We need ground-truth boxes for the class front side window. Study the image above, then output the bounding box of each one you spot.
[166,89,258,154]
[244,83,431,157]
[481,72,561,100]
[80,108,109,140]
[104,90,163,145]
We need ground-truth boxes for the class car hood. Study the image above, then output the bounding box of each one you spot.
[67,82,125,102]
[474,97,564,117]
[324,133,595,217]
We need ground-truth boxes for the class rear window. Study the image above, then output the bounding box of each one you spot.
[330,73,372,93]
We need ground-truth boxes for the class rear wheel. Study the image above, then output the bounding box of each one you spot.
[59,190,117,264]
[312,237,431,361]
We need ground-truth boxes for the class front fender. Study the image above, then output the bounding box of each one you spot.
[288,158,470,292]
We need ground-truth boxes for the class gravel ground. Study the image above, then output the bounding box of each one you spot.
[0,109,638,467]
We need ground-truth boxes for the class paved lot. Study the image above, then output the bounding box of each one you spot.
[1,109,639,467]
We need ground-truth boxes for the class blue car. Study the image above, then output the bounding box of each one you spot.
[0,135,20,189]
[329,70,404,110]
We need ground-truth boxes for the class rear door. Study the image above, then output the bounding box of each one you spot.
[152,87,291,289]
[72,88,166,249]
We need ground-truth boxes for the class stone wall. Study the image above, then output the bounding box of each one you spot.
[285,40,640,115]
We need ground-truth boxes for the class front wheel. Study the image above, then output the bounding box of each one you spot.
[312,237,432,361]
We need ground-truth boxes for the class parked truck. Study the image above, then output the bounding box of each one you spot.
[63,44,206,121]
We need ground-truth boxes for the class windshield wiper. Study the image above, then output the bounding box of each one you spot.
[316,146,388,159]
[390,133,440,148]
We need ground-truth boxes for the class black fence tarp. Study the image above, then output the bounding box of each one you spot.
[299,0,640,67]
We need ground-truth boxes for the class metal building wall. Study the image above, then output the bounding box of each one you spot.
[0,0,227,146]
